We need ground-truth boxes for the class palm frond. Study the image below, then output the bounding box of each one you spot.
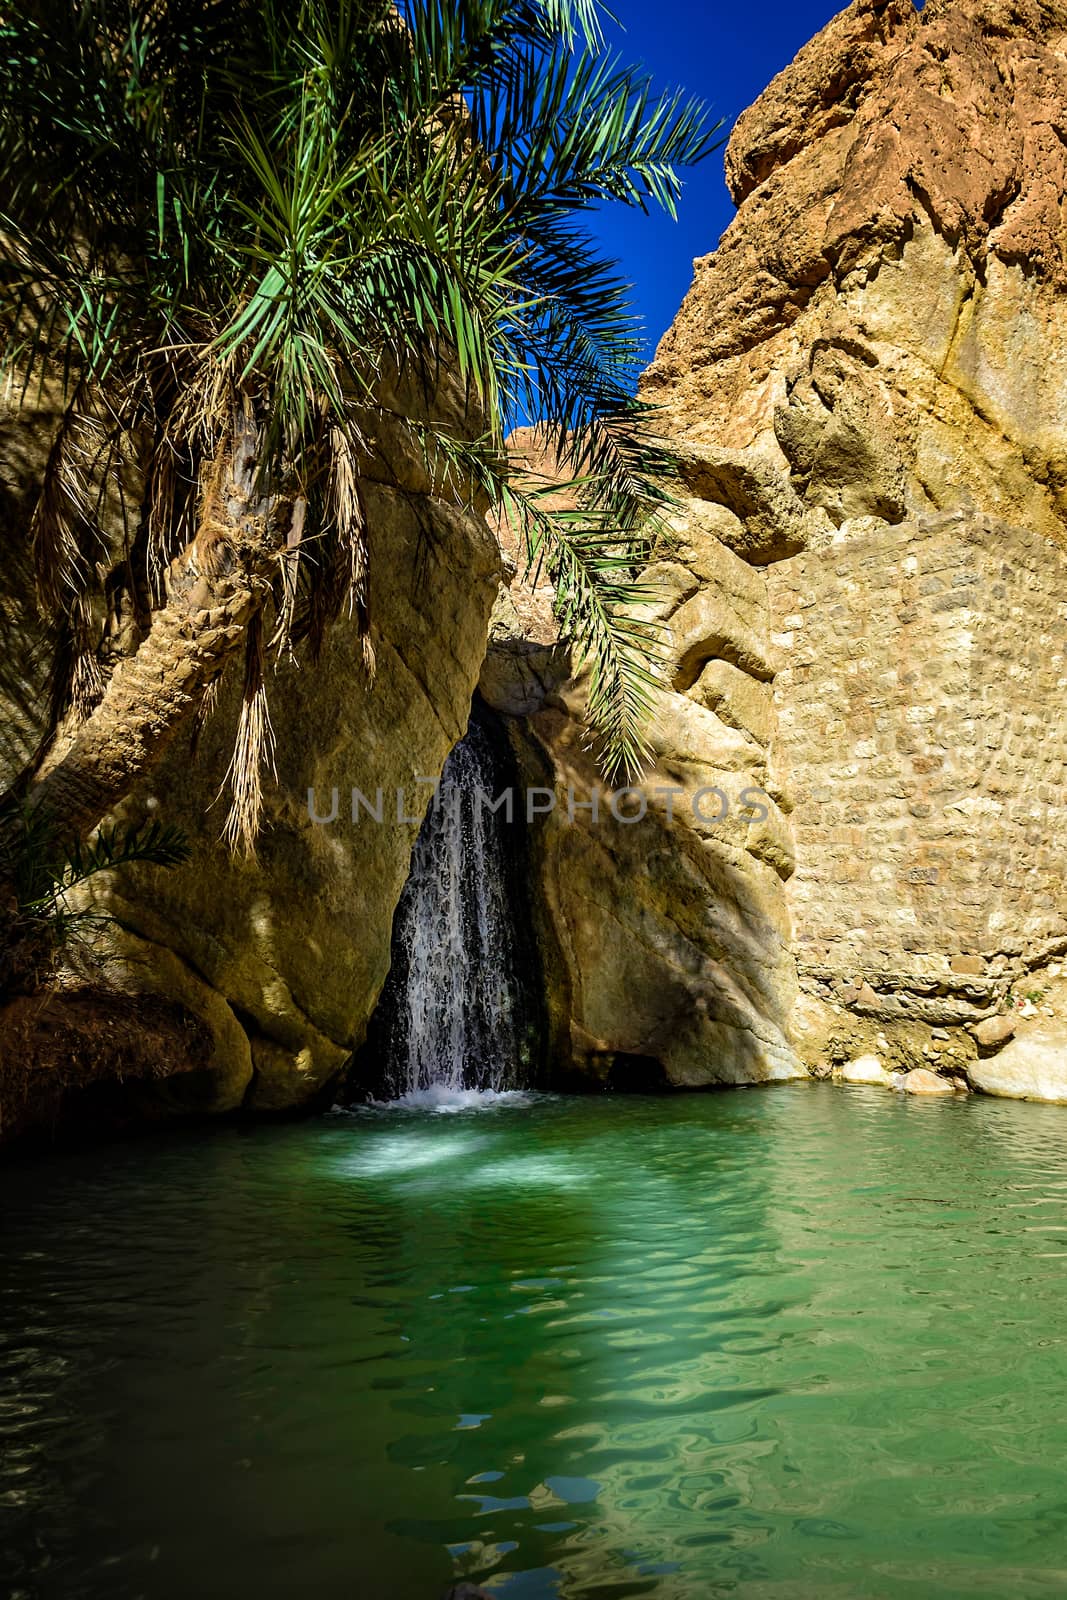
[62,819,191,891]
[504,481,665,780]
[0,0,722,837]
[538,0,612,51]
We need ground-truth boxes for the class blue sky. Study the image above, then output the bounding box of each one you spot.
[587,0,842,364]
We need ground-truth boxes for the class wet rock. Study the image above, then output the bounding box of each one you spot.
[838,1054,890,1086]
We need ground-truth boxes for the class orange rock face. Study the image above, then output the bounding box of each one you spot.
[643,0,1067,543]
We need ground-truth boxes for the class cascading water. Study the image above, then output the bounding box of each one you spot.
[377,715,531,1100]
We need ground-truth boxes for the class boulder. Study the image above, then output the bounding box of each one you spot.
[969,1031,1067,1104]
[509,690,802,1089]
[970,1014,1017,1055]
[839,1054,890,1086]
[901,1068,956,1096]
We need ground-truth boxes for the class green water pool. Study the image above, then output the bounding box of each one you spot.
[3,1084,1067,1598]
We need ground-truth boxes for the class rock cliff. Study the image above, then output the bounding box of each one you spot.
[486,0,1067,1097]
[645,0,1067,546]
[0,382,500,1133]
[482,432,801,1089]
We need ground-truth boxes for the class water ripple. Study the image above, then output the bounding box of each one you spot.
[3,1089,1067,1597]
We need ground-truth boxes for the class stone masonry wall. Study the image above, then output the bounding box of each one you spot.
[766,513,1067,1018]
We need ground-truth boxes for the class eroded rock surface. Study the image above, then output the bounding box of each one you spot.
[10,0,1067,1118]
[644,0,1067,547]
[486,0,1067,1093]
[481,440,802,1089]
[0,379,501,1127]
[90,426,501,1114]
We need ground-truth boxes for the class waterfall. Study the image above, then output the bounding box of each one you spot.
[379,717,527,1099]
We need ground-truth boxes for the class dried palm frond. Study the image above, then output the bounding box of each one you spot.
[271,494,308,662]
[189,676,221,762]
[219,611,276,858]
[31,396,109,614]
[328,422,373,669]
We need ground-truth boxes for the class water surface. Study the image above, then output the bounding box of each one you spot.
[3,1086,1067,1598]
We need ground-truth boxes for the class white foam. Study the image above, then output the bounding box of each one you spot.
[374,1085,538,1114]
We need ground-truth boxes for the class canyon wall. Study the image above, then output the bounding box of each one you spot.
[0,383,500,1135]
[489,0,1067,1095]
[485,489,802,1090]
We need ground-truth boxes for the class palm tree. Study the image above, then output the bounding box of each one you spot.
[0,0,718,852]
[0,807,189,996]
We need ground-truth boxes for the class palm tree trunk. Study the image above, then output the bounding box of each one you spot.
[27,562,262,841]
[27,419,275,842]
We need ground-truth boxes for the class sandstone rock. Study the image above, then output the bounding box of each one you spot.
[643,0,1067,545]
[644,691,769,784]
[479,0,1067,1097]
[851,983,883,1015]
[345,0,1067,1102]
[666,590,772,692]
[775,344,906,525]
[14,0,1067,1124]
[87,421,501,1113]
[902,1067,955,1096]
[510,694,802,1090]
[969,1031,1067,1103]
[970,1014,1016,1054]
[673,442,813,563]
[486,425,568,642]
[789,988,841,1070]
[689,660,775,747]
[744,794,796,882]
[476,419,799,1094]
[628,561,701,623]
[479,588,570,718]
[102,928,254,1111]
[656,500,754,586]
[723,0,914,207]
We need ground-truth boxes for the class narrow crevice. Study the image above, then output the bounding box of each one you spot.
[348,695,548,1101]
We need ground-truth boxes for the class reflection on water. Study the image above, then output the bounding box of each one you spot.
[4,1087,1067,1598]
